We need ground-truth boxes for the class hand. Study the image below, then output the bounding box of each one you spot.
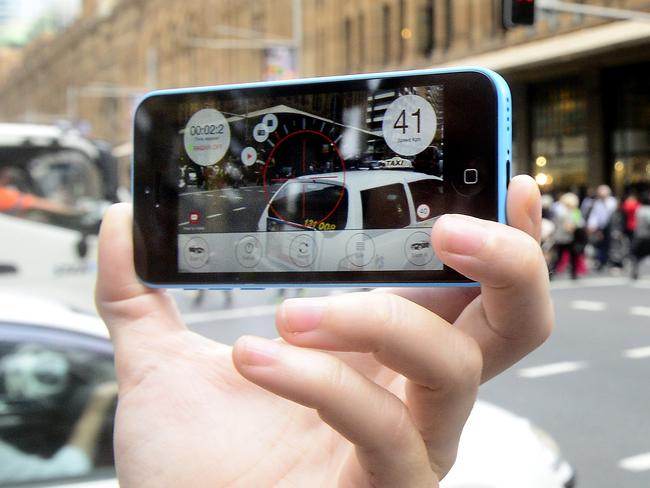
[88,381,119,408]
[95,175,552,488]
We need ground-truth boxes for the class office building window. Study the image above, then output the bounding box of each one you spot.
[444,0,453,50]
[531,78,588,190]
[608,64,650,192]
[491,0,506,36]
[358,12,365,70]
[383,4,391,65]
[398,0,406,62]
[344,17,352,72]
[418,0,435,57]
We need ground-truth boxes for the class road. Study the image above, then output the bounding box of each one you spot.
[481,276,650,488]
[177,267,650,487]
[179,184,282,232]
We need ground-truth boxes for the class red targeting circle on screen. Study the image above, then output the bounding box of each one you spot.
[262,129,347,227]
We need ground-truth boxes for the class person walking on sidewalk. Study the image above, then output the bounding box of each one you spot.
[587,184,618,271]
[630,192,650,280]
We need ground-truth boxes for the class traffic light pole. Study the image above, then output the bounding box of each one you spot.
[536,0,650,22]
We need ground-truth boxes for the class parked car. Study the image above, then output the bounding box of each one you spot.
[0,293,575,488]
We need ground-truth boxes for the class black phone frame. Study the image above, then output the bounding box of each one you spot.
[133,70,500,287]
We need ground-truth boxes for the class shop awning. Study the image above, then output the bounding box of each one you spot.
[435,20,650,73]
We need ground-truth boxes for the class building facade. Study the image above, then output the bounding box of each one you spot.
[1,0,649,194]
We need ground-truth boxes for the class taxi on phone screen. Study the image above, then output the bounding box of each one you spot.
[257,160,444,272]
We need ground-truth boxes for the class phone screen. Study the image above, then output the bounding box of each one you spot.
[134,70,507,286]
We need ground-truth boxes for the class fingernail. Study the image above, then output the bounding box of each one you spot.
[238,336,281,366]
[281,298,327,333]
[438,215,488,256]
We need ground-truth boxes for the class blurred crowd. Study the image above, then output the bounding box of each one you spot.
[541,185,650,280]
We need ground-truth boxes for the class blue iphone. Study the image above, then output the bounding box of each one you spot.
[132,68,511,288]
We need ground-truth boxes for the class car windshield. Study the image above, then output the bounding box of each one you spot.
[1,147,103,204]
[269,180,348,230]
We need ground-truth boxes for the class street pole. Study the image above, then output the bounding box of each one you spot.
[537,0,650,22]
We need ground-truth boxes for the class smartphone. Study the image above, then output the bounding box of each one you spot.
[133,67,511,288]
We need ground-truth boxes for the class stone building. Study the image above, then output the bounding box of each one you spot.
[1,0,650,193]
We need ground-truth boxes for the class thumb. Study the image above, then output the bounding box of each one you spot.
[95,203,186,340]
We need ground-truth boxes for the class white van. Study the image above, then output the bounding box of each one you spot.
[257,169,444,272]
[0,124,118,313]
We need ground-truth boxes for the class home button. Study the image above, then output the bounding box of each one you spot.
[464,168,479,185]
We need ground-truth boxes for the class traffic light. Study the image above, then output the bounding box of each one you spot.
[503,0,536,28]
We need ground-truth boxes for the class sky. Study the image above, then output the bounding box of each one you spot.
[0,0,80,45]
[16,0,80,23]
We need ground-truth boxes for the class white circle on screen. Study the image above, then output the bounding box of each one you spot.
[382,94,436,156]
[184,109,231,166]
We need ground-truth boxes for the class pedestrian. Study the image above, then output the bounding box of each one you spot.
[540,193,556,270]
[94,176,553,488]
[622,191,641,241]
[551,192,584,280]
[630,192,650,280]
[580,186,596,222]
[587,184,618,271]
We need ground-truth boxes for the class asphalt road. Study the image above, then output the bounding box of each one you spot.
[179,184,282,232]
[177,266,650,488]
[481,276,650,488]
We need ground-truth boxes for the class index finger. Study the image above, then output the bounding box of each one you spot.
[385,174,542,326]
[433,176,553,380]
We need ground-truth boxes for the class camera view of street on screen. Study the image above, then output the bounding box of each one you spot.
[176,84,445,273]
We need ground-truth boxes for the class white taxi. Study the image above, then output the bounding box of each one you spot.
[257,163,444,273]
[0,123,117,313]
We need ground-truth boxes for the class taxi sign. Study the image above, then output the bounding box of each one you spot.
[379,157,413,169]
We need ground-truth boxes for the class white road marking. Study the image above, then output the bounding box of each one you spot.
[184,304,277,325]
[623,346,650,359]
[571,300,607,311]
[630,306,650,317]
[180,190,216,196]
[178,222,190,227]
[551,277,629,290]
[518,361,587,379]
[207,213,222,219]
[619,452,650,472]
[233,207,246,212]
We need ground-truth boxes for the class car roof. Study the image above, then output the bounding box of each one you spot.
[294,170,442,191]
[0,123,99,160]
[0,293,109,339]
